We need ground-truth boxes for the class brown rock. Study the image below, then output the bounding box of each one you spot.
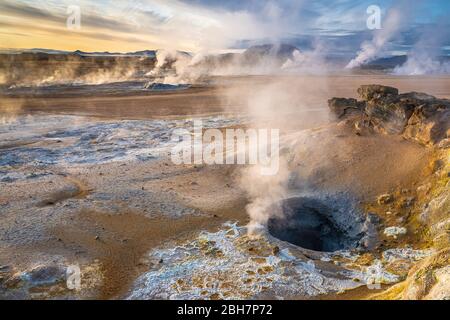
[357,85,399,101]
[272,246,280,255]
[403,104,450,145]
[329,85,449,146]
[328,97,362,118]
[365,99,416,134]
[437,138,450,149]
[378,193,393,205]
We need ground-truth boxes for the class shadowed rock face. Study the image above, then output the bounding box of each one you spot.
[328,84,450,146]
[358,85,399,101]
[327,98,362,118]
[403,99,450,146]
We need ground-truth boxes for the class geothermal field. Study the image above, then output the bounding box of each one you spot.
[0,1,449,303]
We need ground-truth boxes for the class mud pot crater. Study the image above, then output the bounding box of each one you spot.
[268,195,366,252]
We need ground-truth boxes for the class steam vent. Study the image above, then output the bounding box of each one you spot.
[268,196,364,252]
[1,0,450,302]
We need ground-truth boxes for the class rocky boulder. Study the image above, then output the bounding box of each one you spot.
[365,99,416,134]
[357,85,398,101]
[361,86,418,134]
[327,97,362,118]
[403,100,450,145]
[328,84,450,146]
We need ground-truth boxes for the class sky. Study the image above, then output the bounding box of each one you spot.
[0,0,449,55]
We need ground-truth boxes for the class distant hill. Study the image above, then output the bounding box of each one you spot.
[360,55,450,70]
[243,44,299,61]
[0,48,71,55]
[0,48,158,57]
[192,43,301,72]
[126,50,157,57]
[360,56,408,70]
[73,49,157,57]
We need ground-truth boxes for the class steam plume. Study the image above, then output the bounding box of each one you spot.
[346,2,411,69]
[394,21,450,75]
[224,78,330,234]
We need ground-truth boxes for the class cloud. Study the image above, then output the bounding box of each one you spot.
[0,1,139,33]
[0,0,448,53]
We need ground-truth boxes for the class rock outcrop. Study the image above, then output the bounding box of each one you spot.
[327,98,363,118]
[372,249,450,300]
[357,84,399,101]
[329,85,450,146]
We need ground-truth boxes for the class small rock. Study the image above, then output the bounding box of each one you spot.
[272,246,280,255]
[431,159,444,173]
[417,183,432,194]
[366,212,381,224]
[22,265,66,287]
[0,265,10,272]
[378,193,393,205]
[210,293,221,300]
[437,138,450,149]
[360,213,381,250]
[95,235,100,241]
[384,226,407,239]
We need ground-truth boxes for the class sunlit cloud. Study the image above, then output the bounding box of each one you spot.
[0,0,448,54]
